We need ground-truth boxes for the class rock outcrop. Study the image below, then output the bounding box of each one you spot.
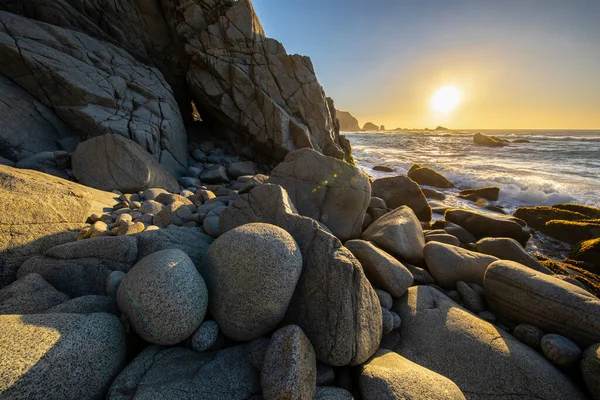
[363,122,380,131]
[0,165,117,288]
[336,110,361,132]
[473,133,508,147]
[270,148,371,241]
[220,184,382,366]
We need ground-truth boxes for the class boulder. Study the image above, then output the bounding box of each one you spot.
[407,164,454,189]
[541,334,582,369]
[513,324,545,350]
[422,187,446,200]
[261,325,317,400]
[484,260,600,346]
[0,313,125,400]
[359,350,466,400]
[0,165,117,288]
[361,206,425,265]
[425,233,461,246]
[570,238,600,271]
[513,205,590,229]
[543,220,600,245]
[200,165,229,183]
[373,165,394,172]
[473,133,508,147]
[135,227,213,265]
[200,223,303,341]
[270,148,371,241]
[371,176,431,221]
[456,281,485,313]
[0,273,69,314]
[437,221,477,244]
[336,110,361,132]
[0,11,187,175]
[394,286,588,400]
[72,135,179,193]
[445,208,531,245]
[474,237,551,274]
[45,295,117,315]
[117,249,208,345]
[424,242,499,288]
[228,161,257,179]
[107,345,261,399]
[458,186,500,202]
[581,343,600,400]
[345,240,414,297]
[220,184,381,366]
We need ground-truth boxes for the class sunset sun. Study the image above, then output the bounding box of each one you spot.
[431,86,462,113]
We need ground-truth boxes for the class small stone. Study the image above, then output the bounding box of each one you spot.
[186,166,202,178]
[390,311,401,329]
[139,200,163,215]
[141,188,168,201]
[203,213,220,238]
[374,288,393,310]
[179,177,202,188]
[120,221,145,235]
[192,149,207,162]
[541,334,582,369]
[106,271,126,298]
[381,308,394,335]
[130,201,141,209]
[145,225,160,231]
[91,220,108,235]
[176,205,194,220]
[247,337,271,370]
[191,320,220,352]
[116,214,133,226]
[130,211,142,220]
[456,281,485,313]
[513,324,545,350]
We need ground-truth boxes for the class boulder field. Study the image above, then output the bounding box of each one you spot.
[0,0,599,399]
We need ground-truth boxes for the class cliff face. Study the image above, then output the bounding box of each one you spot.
[336,110,361,132]
[0,0,351,168]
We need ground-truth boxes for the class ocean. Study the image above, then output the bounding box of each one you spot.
[346,130,600,217]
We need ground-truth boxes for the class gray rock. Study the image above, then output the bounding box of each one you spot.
[192,149,207,162]
[360,349,466,400]
[191,320,220,353]
[316,364,335,386]
[228,161,257,178]
[513,324,545,350]
[361,206,425,264]
[478,311,496,323]
[442,221,477,244]
[374,288,393,310]
[314,386,355,400]
[135,226,213,265]
[203,211,221,238]
[107,345,261,399]
[200,165,229,183]
[371,175,431,221]
[369,197,387,209]
[117,249,208,345]
[200,223,303,341]
[422,187,446,200]
[0,273,69,314]
[393,286,588,399]
[72,135,179,193]
[261,325,316,400]
[345,240,413,297]
[581,343,600,400]
[424,242,499,288]
[425,233,461,246]
[541,334,582,369]
[0,313,125,400]
[178,177,202,188]
[45,295,117,315]
[220,184,382,366]
[0,166,118,288]
[445,208,531,245]
[474,237,552,274]
[0,11,187,176]
[381,308,394,335]
[391,312,401,329]
[247,337,271,371]
[270,148,371,241]
[484,260,600,347]
[141,188,168,201]
[139,200,163,215]
[456,281,485,313]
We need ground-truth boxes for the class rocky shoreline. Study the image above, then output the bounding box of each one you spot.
[0,1,599,400]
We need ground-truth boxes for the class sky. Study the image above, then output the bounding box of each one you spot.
[252,0,600,129]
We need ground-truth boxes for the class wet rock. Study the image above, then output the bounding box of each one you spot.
[422,187,446,200]
[473,132,508,147]
[407,164,454,189]
[458,186,500,202]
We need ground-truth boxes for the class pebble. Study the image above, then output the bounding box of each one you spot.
[391,311,401,329]
[382,307,394,335]
[374,288,393,310]
[513,324,545,350]
[541,334,582,369]
[191,320,220,352]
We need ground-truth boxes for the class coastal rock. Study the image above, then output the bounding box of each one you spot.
[513,205,590,229]
[0,313,125,400]
[484,260,600,346]
[361,206,425,264]
[0,165,117,288]
[424,242,499,288]
[72,135,179,193]
[394,286,588,400]
[345,240,414,297]
[220,184,382,366]
[458,186,500,202]
[200,223,303,341]
[336,110,361,132]
[228,161,257,179]
[473,133,508,147]
[543,219,600,245]
[45,295,117,315]
[261,325,317,400]
[0,273,69,314]
[407,164,454,188]
[570,238,600,270]
[117,249,208,345]
[270,148,371,241]
[513,324,545,350]
[422,187,446,200]
[581,344,600,400]
[363,122,380,131]
[359,350,466,400]
[445,208,531,245]
[0,11,187,175]
[425,232,461,246]
[456,281,485,313]
[541,334,582,369]
[474,237,552,274]
[107,345,261,399]
[373,166,394,172]
[371,176,431,221]
[437,221,477,244]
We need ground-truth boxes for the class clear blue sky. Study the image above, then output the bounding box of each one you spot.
[252,0,600,129]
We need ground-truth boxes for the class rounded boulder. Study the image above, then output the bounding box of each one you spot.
[200,223,303,341]
[117,249,208,345]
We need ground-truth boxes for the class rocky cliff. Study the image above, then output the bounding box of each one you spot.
[336,110,361,132]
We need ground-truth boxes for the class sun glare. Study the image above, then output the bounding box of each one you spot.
[431,86,462,113]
